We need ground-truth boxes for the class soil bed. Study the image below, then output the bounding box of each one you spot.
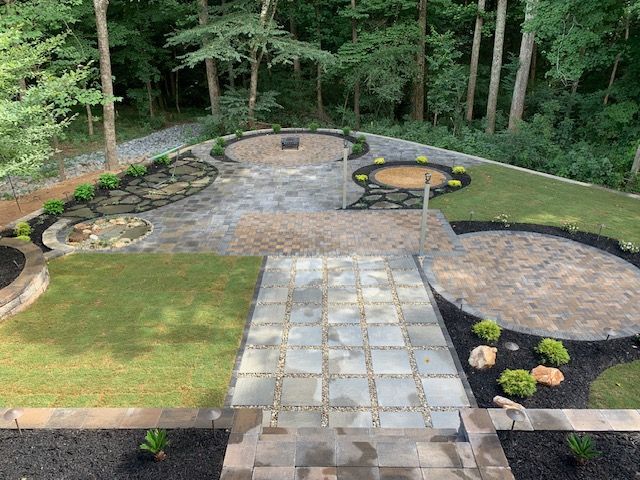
[498,430,640,480]
[450,221,639,268]
[434,291,640,408]
[0,429,229,480]
[0,245,26,288]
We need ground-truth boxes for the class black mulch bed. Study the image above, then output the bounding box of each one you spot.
[348,162,471,209]
[434,291,640,409]
[0,429,229,480]
[0,245,25,288]
[450,221,640,269]
[498,430,640,480]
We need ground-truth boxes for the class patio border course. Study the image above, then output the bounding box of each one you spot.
[487,408,640,432]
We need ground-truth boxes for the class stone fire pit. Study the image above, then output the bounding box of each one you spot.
[67,217,152,250]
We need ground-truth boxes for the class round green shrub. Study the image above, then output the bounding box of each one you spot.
[536,338,570,366]
[126,164,147,177]
[357,134,367,144]
[235,129,244,138]
[16,235,31,242]
[342,126,352,137]
[351,143,364,155]
[452,165,466,175]
[472,319,502,342]
[210,144,225,157]
[154,154,172,166]
[14,222,32,237]
[43,199,64,216]
[308,122,319,132]
[497,369,537,397]
[272,124,282,133]
[215,137,226,147]
[448,180,462,188]
[98,173,120,190]
[74,183,95,202]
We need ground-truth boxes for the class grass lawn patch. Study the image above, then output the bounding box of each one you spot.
[0,253,261,408]
[431,164,640,243]
[589,360,640,408]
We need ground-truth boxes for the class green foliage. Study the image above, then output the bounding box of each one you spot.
[126,164,147,178]
[374,157,385,165]
[210,144,225,157]
[74,183,95,202]
[16,235,31,242]
[97,173,120,190]
[215,137,226,147]
[619,240,640,254]
[497,369,537,398]
[493,214,511,227]
[42,199,64,216]
[452,166,466,175]
[472,319,502,343]
[308,122,319,132]
[272,123,282,133]
[154,154,172,167]
[536,338,571,366]
[562,222,579,234]
[14,222,32,237]
[567,433,602,464]
[448,179,462,188]
[355,174,368,183]
[416,156,428,165]
[351,143,364,155]
[235,129,244,139]
[342,127,352,137]
[140,428,169,461]
[357,135,367,144]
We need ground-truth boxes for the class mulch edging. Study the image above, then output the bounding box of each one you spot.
[0,245,25,288]
[0,429,229,480]
[498,430,640,480]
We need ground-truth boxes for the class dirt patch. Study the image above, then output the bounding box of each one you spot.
[373,166,448,190]
[0,246,26,288]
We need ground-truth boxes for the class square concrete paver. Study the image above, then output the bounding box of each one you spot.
[563,409,611,431]
[336,467,380,480]
[401,306,437,324]
[525,409,572,430]
[327,257,354,270]
[367,326,405,347]
[396,286,430,304]
[371,350,412,374]
[261,270,291,287]
[422,378,470,407]
[278,411,323,428]
[328,411,373,428]
[329,350,367,374]
[328,305,361,324]
[414,350,457,375]
[359,270,389,287]
[293,287,323,304]
[296,258,324,271]
[362,287,394,304]
[329,326,364,346]
[416,443,462,468]
[378,412,425,428]
[295,270,323,287]
[329,270,357,286]
[253,467,295,480]
[376,379,420,407]
[252,304,287,324]
[379,467,422,480]
[391,270,424,286]
[232,378,276,406]
[364,304,399,324]
[329,378,371,407]
[246,325,283,346]
[328,288,358,304]
[337,439,378,466]
[296,440,336,467]
[430,411,462,430]
[281,378,322,406]
[377,441,420,468]
[285,349,323,374]
[255,441,296,466]
[257,287,289,303]
[291,306,323,324]
[600,409,640,430]
[239,349,280,374]
[289,326,323,346]
[266,257,293,270]
[407,325,447,346]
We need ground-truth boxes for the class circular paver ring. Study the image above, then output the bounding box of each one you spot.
[425,231,640,340]
[225,133,349,166]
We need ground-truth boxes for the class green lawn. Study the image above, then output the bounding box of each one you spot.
[431,164,640,243]
[589,360,640,408]
[0,254,261,407]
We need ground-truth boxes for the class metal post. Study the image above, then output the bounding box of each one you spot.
[418,173,432,256]
[342,140,349,209]
[7,175,21,212]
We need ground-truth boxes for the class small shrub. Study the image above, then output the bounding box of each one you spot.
[448,180,462,188]
[452,165,466,175]
[154,154,172,166]
[472,319,502,342]
[374,157,385,165]
[567,433,601,465]
[16,235,31,242]
[98,173,120,190]
[215,137,226,147]
[536,338,570,366]
[272,123,282,133]
[43,199,64,216]
[14,222,32,237]
[342,126,352,137]
[493,213,511,227]
[210,144,225,157]
[497,369,537,398]
[126,164,147,177]
[235,129,244,138]
[416,155,429,165]
[357,134,367,144]
[308,122,319,132]
[562,222,579,234]
[140,428,169,462]
[355,174,369,183]
[74,183,95,202]
[619,240,640,254]
[351,143,364,155]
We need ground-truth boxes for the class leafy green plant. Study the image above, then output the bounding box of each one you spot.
[619,240,640,254]
[215,137,226,147]
[355,174,368,183]
[374,157,385,165]
[567,433,601,465]
[416,155,429,165]
[43,199,64,216]
[452,166,466,175]
[357,134,367,144]
[562,222,579,234]
[272,123,282,133]
[308,122,319,132]
[448,180,462,188]
[16,235,31,242]
[342,126,351,137]
[14,222,32,237]
[98,173,120,190]
[126,164,147,177]
[351,143,364,155]
[472,319,502,342]
[493,213,511,227]
[497,369,537,398]
[139,428,169,462]
[536,338,570,366]
[154,154,172,166]
[211,144,225,157]
[235,129,244,138]
[74,183,95,202]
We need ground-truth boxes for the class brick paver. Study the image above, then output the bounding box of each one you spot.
[426,231,640,340]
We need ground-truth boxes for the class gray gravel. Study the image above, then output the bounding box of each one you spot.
[0,123,202,197]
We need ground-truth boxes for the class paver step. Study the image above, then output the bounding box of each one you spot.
[259,427,461,443]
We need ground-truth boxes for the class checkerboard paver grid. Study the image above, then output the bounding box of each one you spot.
[231,256,471,428]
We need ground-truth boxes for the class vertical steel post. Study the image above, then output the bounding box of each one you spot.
[418,173,432,256]
[342,140,349,209]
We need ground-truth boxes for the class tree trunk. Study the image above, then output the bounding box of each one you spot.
[529,41,537,87]
[198,0,221,115]
[508,0,537,131]
[146,80,155,117]
[485,0,507,134]
[604,16,630,105]
[86,104,94,136]
[248,0,276,128]
[175,70,181,113]
[93,0,118,171]
[221,0,235,88]
[315,6,326,120]
[53,136,65,180]
[351,0,360,130]
[290,16,302,80]
[411,0,428,121]
[465,0,486,122]
[632,144,640,176]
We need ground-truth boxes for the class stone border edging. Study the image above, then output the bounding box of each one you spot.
[0,238,49,321]
[485,408,640,432]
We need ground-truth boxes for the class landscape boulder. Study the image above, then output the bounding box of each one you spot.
[493,396,525,410]
[468,345,497,370]
[531,365,564,387]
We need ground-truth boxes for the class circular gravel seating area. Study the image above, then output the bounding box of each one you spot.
[225,133,348,166]
[67,217,152,250]
[372,166,448,190]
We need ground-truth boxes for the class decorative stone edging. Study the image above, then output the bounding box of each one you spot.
[42,218,75,260]
[486,408,640,432]
[0,238,49,321]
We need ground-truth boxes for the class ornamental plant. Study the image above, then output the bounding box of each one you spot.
[416,155,428,165]
[448,180,462,188]
[211,144,225,156]
[351,143,364,155]
[357,134,367,144]
[567,433,601,465]
[235,129,244,138]
[14,222,32,237]
[215,137,226,147]
[16,235,31,242]
[98,173,120,190]
[308,122,319,132]
[562,222,578,234]
[154,154,172,166]
[43,199,64,216]
[619,240,640,254]
[452,165,466,174]
[126,164,147,177]
[74,183,95,202]
[374,157,385,165]
[139,428,169,462]
[355,174,368,183]
[536,338,570,366]
[497,369,537,398]
[472,319,502,342]
[493,213,511,227]
[272,123,282,133]
[342,126,352,137]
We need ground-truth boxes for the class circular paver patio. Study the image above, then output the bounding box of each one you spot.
[426,231,640,340]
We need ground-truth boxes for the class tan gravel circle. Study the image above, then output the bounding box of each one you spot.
[372,166,447,190]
